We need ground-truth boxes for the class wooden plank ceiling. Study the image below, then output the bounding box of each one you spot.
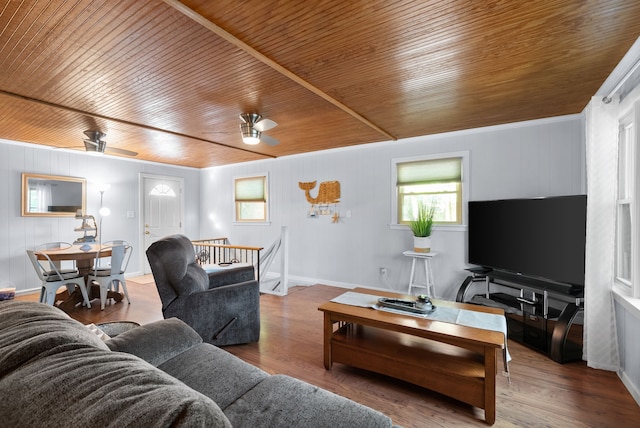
[0,0,639,168]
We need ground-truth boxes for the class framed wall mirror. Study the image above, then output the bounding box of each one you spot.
[21,173,86,217]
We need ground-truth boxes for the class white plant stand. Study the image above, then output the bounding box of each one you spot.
[403,250,438,297]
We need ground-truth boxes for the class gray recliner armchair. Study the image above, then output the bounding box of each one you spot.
[146,234,260,346]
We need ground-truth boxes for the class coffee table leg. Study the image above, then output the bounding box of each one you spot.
[323,313,333,369]
[484,347,497,425]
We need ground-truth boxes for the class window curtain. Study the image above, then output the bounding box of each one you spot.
[584,95,620,371]
[34,182,52,212]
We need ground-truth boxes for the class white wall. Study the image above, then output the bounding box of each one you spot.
[0,140,201,293]
[0,114,585,300]
[200,115,585,299]
[615,299,640,405]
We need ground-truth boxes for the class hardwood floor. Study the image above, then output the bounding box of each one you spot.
[17,278,640,427]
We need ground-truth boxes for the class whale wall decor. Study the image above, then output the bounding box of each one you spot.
[298,180,340,205]
[298,180,342,221]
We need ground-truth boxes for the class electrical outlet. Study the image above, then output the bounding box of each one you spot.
[379,267,387,276]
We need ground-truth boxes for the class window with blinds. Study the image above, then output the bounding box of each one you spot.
[396,156,463,224]
[234,176,267,222]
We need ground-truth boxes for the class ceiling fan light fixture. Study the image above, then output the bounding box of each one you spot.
[240,123,261,145]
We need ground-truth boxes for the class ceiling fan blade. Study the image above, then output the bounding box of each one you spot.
[254,118,277,132]
[105,146,138,156]
[261,134,280,146]
[55,146,83,152]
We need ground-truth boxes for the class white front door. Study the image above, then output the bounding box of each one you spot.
[141,174,184,274]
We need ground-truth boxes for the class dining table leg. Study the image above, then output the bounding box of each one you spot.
[55,258,123,312]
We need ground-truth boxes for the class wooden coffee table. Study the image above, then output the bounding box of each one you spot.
[318,288,505,425]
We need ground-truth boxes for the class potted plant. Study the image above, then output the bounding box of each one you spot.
[409,202,435,253]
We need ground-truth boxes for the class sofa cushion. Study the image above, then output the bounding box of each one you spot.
[2,344,231,428]
[106,318,203,366]
[223,374,393,428]
[159,342,269,409]
[0,300,230,427]
[0,300,109,377]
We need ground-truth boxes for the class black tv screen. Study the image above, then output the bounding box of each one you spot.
[468,195,587,288]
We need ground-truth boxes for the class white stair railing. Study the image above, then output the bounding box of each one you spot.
[258,226,289,296]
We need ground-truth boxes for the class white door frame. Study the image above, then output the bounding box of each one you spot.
[139,173,185,274]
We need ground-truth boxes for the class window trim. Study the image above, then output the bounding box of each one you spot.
[233,174,270,225]
[614,102,640,298]
[631,103,639,298]
[390,151,469,232]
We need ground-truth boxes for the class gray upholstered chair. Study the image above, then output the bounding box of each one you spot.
[146,234,260,346]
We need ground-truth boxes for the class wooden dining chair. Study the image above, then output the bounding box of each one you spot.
[26,249,91,308]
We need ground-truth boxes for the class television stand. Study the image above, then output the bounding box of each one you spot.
[455,267,490,302]
[456,269,584,364]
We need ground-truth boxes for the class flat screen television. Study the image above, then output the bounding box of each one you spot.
[468,195,587,290]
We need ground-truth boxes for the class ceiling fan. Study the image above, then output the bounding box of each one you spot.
[82,130,138,156]
[239,113,279,146]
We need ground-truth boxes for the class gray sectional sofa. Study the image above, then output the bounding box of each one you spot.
[0,300,393,427]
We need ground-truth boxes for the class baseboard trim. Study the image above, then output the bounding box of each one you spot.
[619,369,640,407]
[283,274,408,295]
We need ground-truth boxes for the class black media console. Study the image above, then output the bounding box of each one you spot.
[456,268,584,364]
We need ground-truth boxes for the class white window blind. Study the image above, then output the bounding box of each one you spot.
[234,176,267,222]
[396,156,463,225]
[235,177,265,202]
[397,158,462,186]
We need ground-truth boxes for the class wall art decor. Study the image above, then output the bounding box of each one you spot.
[299,180,341,221]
